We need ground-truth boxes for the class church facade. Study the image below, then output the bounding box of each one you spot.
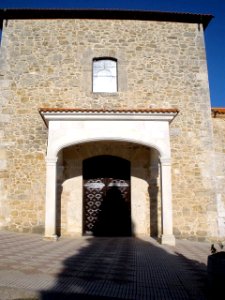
[0,9,224,245]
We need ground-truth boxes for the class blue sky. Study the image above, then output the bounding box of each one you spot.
[0,0,224,107]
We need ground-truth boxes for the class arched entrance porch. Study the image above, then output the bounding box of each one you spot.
[58,142,159,238]
[40,108,178,245]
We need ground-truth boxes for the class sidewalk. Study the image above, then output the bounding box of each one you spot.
[0,231,211,299]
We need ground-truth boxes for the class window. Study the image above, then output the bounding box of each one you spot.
[93,58,117,93]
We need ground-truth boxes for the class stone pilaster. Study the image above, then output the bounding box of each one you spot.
[160,157,176,246]
[44,157,58,240]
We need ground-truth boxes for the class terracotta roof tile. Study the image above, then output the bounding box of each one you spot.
[211,108,225,118]
[39,107,179,114]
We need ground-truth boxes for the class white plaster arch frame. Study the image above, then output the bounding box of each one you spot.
[40,108,178,245]
[53,137,163,159]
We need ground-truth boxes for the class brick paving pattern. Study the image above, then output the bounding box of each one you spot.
[0,231,211,299]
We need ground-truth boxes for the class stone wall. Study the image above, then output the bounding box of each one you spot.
[212,117,225,238]
[0,18,218,240]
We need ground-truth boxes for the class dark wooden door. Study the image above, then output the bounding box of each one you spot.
[83,156,131,236]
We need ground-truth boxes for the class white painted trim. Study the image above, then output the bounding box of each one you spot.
[40,111,177,126]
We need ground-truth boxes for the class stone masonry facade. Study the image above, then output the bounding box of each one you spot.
[212,114,225,238]
[0,10,224,241]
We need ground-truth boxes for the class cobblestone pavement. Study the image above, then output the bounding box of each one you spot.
[0,231,212,299]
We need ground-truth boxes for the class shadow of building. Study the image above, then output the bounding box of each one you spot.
[40,237,209,300]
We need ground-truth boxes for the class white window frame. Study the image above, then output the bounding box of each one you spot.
[93,58,118,93]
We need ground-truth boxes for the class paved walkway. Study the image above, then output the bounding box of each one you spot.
[0,231,212,299]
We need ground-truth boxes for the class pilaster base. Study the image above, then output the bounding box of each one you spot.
[160,234,176,246]
[43,234,58,241]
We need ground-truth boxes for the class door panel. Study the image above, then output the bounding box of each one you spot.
[83,156,131,236]
[83,178,106,235]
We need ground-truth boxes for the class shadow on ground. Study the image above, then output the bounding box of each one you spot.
[40,237,210,300]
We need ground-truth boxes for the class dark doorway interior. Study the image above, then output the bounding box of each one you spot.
[83,155,131,236]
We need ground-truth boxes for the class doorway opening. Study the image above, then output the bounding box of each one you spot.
[83,155,131,236]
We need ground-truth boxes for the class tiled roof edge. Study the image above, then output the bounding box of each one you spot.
[212,108,225,118]
[39,107,179,114]
[0,8,213,29]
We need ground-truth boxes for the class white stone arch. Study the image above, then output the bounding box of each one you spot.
[40,108,178,245]
[50,137,165,161]
[58,140,162,238]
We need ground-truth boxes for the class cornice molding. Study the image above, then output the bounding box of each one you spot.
[39,107,179,127]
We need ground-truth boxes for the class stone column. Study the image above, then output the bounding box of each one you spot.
[160,157,176,246]
[44,157,58,240]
